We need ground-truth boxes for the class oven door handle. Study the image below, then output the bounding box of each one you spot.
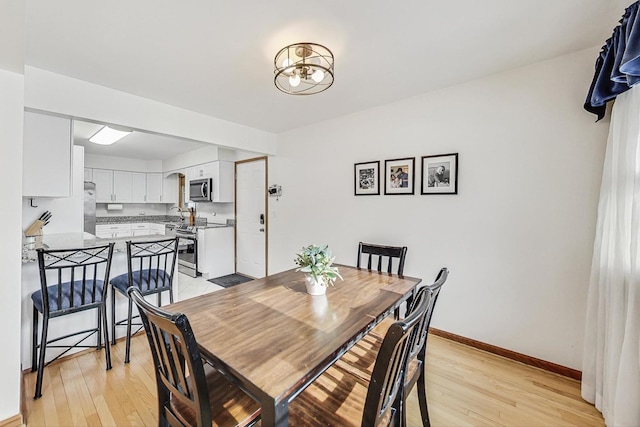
[176,233,196,240]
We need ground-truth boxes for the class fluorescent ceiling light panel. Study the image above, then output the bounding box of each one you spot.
[89,126,132,145]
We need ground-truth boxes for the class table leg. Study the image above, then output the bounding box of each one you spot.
[261,399,289,427]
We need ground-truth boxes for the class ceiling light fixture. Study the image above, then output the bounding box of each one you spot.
[89,125,132,145]
[274,42,334,95]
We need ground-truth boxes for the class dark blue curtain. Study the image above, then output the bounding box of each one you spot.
[585,1,640,120]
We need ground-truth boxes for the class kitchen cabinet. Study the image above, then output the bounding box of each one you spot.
[84,168,93,182]
[90,168,173,204]
[93,169,114,202]
[23,111,73,198]
[95,224,132,238]
[187,163,216,180]
[150,223,166,235]
[187,161,234,203]
[131,223,150,236]
[131,172,146,203]
[162,174,178,205]
[197,226,234,279]
[146,173,163,202]
[113,171,133,202]
[211,161,234,203]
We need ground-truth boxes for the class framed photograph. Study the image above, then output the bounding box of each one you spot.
[384,157,415,195]
[421,153,458,195]
[354,161,380,195]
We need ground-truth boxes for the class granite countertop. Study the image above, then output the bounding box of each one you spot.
[21,232,174,263]
[96,215,234,229]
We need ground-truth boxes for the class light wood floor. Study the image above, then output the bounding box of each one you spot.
[22,334,604,427]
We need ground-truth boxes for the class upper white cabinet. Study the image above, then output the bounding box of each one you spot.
[212,161,234,203]
[146,173,163,202]
[187,161,234,203]
[23,111,73,198]
[93,169,114,202]
[113,170,133,202]
[84,168,93,182]
[162,173,178,205]
[91,168,171,204]
[132,172,147,203]
[187,163,217,180]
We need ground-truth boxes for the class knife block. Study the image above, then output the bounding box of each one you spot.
[24,219,45,237]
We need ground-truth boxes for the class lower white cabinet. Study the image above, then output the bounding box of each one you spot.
[150,223,166,235]
[197,226,234,279]
[131,223,150,236]
[95,224,132,239]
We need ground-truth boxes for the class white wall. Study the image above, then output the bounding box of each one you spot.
[163,145,219,173]
[24,67,277,155]
[0,69,24,421]
[85,153,163,172]
[269,48,607,370]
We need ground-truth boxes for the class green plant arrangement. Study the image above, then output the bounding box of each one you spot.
[294,244,343,286]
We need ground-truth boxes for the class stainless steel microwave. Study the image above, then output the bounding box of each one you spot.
[189,178,212,202]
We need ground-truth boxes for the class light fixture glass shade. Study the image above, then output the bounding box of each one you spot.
[89,126,132,145]
[274,42,334,95]
[311,69,325,83]
[289,73,301,87]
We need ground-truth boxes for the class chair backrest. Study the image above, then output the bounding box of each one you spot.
[402,267,448,398]
[128,287,211,427]
[361,286,431,426]
[37,243,115,313]
[406,268,448,362]
[126,237,179,293]
[357,242,408,275]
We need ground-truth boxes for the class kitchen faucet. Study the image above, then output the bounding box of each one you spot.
[170,206,186,222]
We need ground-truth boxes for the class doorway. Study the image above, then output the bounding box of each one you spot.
[235,157,267,278]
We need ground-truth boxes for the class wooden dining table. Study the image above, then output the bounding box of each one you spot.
[166,264,422,426]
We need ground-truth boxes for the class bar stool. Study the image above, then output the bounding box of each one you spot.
[110,237,178,363]
[31,243,115,399]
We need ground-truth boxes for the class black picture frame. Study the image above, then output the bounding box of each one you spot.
[384,157,415,195]
[354,161,380,195]
[421,153,458,195]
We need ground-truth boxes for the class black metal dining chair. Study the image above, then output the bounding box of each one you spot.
[30,243,115,399]
[128,287,261,427]
[110,237,178,363]
[289,283,431,426]
[336,267,449,427]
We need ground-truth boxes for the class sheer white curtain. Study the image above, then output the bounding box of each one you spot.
[582,84,640,427]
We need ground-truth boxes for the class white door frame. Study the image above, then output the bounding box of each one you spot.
[234,156,268,277]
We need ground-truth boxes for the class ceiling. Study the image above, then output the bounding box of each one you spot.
[25,0,629,134]
[73,120,207,160]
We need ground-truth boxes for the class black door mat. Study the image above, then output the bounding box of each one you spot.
[207,273,253,288]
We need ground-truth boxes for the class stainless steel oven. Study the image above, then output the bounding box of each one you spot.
[165,224,199,277]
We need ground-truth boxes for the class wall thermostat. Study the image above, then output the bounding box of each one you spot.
[268,184,282,200]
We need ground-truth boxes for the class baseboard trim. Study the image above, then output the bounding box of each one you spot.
[429,328,582,381]
[0,413,23,427]
[21,331,144,374]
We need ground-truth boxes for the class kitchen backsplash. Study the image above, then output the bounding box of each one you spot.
[95,203,167,217]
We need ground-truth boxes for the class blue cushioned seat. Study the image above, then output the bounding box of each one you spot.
[31,280,105,313]
[110,237,178,364]
[31,243,114,399]
[110,269,171,294]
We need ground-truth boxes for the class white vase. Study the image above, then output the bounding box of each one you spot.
[305,275,327,296]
